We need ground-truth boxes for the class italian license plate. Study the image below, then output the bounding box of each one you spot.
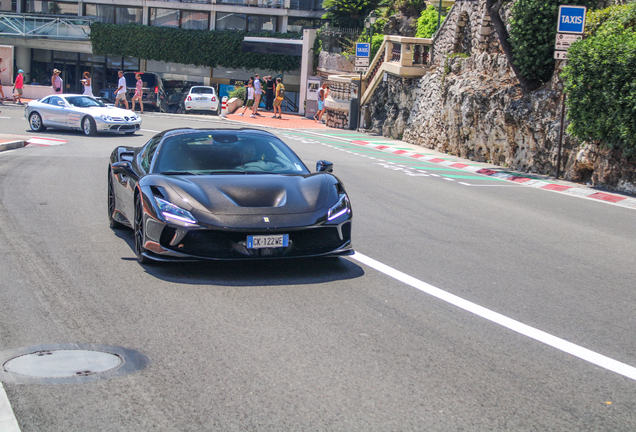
[247,234,289,249]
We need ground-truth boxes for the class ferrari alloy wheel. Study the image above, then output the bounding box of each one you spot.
[29,112,46,132]
[134,195,152,264]
[107,174,123,229]
[83,116,97,136]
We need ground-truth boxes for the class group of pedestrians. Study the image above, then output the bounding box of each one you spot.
[238,75,285,119]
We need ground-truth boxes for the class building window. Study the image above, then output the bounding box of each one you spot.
[217,0,282,7]
[289,0,324,11]
[216,12,276,32]
[150,8,210,29]
[182,11,209,30]
[24,0,78,15]
[150,8,180,28]
[85,4,142,24]
[1,0,18,12]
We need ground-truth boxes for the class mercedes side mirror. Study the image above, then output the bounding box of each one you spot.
[316,160,334,173]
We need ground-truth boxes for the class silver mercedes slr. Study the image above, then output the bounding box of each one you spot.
[25,94,142,136]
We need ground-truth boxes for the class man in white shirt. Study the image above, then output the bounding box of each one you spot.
[115,70,129,109]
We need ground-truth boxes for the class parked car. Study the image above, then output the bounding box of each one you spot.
[25,94,141,136]
[183,86,221,115]
[108,128,353,264]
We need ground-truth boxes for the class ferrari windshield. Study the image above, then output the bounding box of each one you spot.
[65,96,106,108]
[153,131,310,175]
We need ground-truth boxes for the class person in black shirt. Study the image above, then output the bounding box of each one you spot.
[263,75,274,111]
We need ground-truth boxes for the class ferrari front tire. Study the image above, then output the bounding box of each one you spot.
[29,112,46,132]
[134,194,153,264]
[83,116,97,136]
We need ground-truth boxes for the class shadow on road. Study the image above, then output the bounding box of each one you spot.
[113,228,364,286]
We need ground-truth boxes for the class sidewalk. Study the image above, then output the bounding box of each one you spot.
[224,110,328,130]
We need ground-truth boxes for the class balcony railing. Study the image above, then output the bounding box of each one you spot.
[216,0,284,7]
[0,13,94,39]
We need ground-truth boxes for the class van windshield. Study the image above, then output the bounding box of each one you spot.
[124,73,157,89]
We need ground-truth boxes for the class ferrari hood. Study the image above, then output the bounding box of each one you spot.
[163,174,330,215]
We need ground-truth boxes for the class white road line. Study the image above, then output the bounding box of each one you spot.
[351,252,636,382]
[141,129,162,133]
[0,382,21,432]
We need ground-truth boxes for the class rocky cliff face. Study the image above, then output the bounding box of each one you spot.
[365,52,636,194]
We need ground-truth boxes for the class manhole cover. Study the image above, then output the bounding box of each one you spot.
[0,344,148,385]
[4,350,122,378]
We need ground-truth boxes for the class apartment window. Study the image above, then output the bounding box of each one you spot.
[182,11,209,30]
[150,8,180,28]
[25,0,78,15]
[85,4,142,24]
[150,8,210,29]
[289,0,323,11]
[216,12,277,32]
[1,0,17,12]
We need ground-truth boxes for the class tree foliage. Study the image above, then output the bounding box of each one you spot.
[416,5,445,38]
[322,0,386,28]
[509,0,596,84]
[90,23,301,72]
[563,3,636,156]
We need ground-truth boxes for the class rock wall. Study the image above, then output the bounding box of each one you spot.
[363,0,636,193]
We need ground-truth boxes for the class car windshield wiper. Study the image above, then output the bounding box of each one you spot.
[160,171,199,176]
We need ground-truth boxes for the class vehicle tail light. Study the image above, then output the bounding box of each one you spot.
[211,96,216,102]
[154,86,158,93]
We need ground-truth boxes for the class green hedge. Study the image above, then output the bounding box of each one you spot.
[90,23,302,72]
[563,3,636,156]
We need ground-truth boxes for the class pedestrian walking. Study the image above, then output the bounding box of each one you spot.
[239,81,254,116]
[51,69,63,94]
[314,83,329,123]
[264,75,274,111]
[272,77,284,119]
[0,57,7,104]
[81,71,93,96]
[131,73,144,113]
[13,69,24,105]
[114,70,129,110]
[251,74,263,118]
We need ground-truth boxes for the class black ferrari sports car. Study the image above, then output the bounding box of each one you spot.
[108,128,353,263]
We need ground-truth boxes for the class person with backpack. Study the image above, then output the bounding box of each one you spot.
[272,78,284,119]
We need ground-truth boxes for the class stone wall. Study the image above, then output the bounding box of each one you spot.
[363,0,636,193]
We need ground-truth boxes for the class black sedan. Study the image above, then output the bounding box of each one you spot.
[108,128,353,263]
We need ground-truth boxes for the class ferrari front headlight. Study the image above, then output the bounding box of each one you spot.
[327,194,351,221]
[154,197,197,224]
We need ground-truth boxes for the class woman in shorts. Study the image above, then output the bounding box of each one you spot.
[131,73,144,113]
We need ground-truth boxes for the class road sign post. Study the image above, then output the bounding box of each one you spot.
[355,43,370,131]
[554,5,586,178]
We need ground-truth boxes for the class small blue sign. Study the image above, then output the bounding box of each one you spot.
[356,43,370,58]
[557,5,587,34]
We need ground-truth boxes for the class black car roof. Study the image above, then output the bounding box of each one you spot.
[160,128,278,140]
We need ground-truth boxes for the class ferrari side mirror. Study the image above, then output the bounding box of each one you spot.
[111,161,135,177]
[316,160,333,173]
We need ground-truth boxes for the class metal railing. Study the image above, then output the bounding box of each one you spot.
[0,13,94,39]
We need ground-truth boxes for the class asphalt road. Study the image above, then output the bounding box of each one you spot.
[1,106,636,431]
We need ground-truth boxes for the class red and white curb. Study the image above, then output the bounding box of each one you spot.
[26,137,67,147]
[313,135,636,210]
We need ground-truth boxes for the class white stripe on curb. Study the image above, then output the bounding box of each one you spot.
[0,382,21,432]
[351,252,636,382]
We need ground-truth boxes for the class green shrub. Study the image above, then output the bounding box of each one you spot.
[90,23,302,72]
[395,0,427,17]
[229,85,246,101]
[416,5,444,38]
[509,0,596,84]
[563,2,636,156]
[322,0,385,28]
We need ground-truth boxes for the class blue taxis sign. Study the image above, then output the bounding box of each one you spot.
[356,43,370,58]
[557,5,587,34]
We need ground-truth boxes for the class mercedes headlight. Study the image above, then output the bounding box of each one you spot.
[154,197,197,224]
[327,194,351,221]
[100,114,113,121]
